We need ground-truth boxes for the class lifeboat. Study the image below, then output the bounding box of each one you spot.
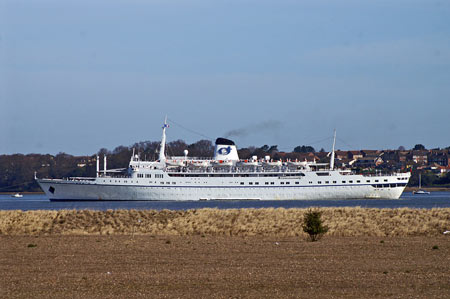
[263,160,282,167]
[211,160,233,167]
[189,160,211,167]
[287,159,308,167]
[237,157,259,167]
[166,160,185,167]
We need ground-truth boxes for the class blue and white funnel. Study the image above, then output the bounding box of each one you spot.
[213,138,239,161]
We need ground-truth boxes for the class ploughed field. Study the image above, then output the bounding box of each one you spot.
[1,208,449,298]
[1,235,449,298]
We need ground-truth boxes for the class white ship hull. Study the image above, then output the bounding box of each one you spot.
[37,171,410,201]
[36,119,411,201]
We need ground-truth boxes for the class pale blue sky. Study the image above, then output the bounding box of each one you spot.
[1,0,449,155]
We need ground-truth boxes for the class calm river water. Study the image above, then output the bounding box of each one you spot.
[0,192,450,211]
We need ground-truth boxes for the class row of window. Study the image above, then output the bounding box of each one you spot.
[168,173,305,178]
[136,174,152,178]
[373,183,407,188]
[245,181,289,185]
[103,180,406,188]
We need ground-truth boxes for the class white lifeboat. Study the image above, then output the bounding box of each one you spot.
[238,155,259,167]
[211,160,234,167]
[287,159,308,167]
[189,160,211,167]
[166,159,185,167]
[263,160,282,167]
[238,160,259,167]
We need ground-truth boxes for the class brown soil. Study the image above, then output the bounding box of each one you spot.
[1,235,449,298]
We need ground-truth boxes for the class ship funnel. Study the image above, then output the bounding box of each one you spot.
[214,138,239,161]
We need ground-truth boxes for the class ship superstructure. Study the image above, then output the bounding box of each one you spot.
[37,119,410,201]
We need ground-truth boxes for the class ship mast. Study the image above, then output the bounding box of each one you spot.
[159,116,168,163]
[330,129,336,170]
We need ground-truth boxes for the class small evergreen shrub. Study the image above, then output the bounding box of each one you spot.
[432,245,439,250]
[302,209,329,242]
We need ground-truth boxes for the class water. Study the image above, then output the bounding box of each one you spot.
[1,192,449,211]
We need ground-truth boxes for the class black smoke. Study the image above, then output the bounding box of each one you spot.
[224,120,282,138]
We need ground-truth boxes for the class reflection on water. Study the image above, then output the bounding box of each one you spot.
[0,192,449,211]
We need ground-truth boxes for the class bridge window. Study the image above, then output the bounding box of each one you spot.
[316,172,330,176]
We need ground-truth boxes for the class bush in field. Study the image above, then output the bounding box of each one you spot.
[302,209,329,242]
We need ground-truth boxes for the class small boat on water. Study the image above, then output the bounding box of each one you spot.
[11,193,23,198]
[413,174,430,195]
[413,190,430,195]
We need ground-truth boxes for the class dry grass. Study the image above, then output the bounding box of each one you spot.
[0,208,449,237]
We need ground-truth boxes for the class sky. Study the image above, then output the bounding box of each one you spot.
[1,0,449,155]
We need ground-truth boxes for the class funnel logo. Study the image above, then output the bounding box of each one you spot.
[218,146,232,155]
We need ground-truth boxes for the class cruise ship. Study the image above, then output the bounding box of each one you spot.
[37,120,411,201]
